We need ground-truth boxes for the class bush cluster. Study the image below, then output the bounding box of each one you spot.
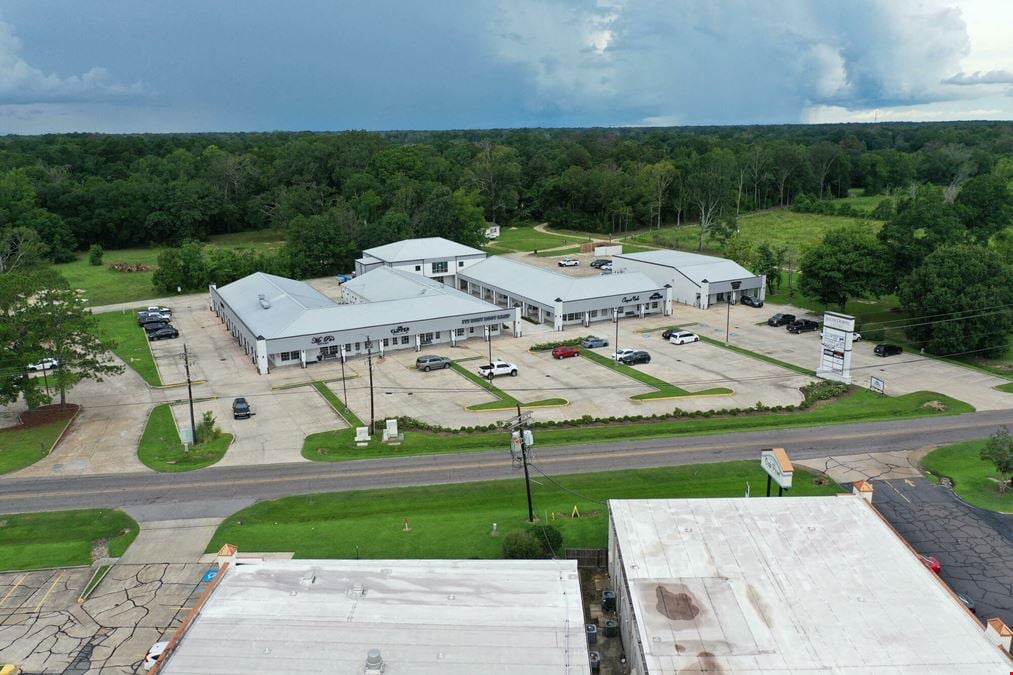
[792,193,870,219]
[530,336,588,351]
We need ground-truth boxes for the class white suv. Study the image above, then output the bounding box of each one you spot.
[611,348,637,361]
[668,331,700,345]
[478,360,518,379]
[557,258,579,267]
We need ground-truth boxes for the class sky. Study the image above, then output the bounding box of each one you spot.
[0,0,1011,134]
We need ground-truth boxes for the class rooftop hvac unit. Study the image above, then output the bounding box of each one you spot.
[364,648,385,674]
[258,293,271,309]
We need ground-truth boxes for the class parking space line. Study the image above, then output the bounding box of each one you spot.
[34,572,63,613]
[884,480,912,504]
[0,573,28,609]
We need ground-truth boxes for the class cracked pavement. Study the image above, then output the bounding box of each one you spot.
[865,476,1013,627]
[0,563,208,674]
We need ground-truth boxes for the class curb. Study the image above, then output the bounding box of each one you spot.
[47,405,82,457]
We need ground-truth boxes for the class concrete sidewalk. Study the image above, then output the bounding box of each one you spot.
[117,518,225,565]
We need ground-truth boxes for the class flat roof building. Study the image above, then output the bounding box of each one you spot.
[607,496,1011,673]
[209,271,519,374]
[355,236,487,285]
[458,256,671,330]
[613,250,764,309]
[156,558,590,675]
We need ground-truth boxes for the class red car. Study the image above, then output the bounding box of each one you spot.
[551,345,580,359]
[919,554,941,575]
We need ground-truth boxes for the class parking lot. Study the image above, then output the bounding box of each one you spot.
[676,301,1013,411]
[0,563,207,674]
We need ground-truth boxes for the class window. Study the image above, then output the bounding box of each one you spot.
[432,261,448,274]
[383,338,389,347]
[345,343,351,353]
[415,265,421,271]
[456,328,465,336]
[651,301,659,309]
[435,331,441,339]
[590,309,598,318]
[401,336,410,345]
[469,327,475,334]
[458,260,465,267]
[279,351,299,361]
[322,345,339,356]
[355,342,361,351]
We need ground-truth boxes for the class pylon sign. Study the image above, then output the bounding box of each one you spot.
[818,311,855,384]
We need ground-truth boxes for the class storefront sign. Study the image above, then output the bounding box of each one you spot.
[621,295,641,303]
[649,292,663,300]
[390,325,410,335]
[461,312,512,325]
[760,448,793,490]
[310,335,335,345]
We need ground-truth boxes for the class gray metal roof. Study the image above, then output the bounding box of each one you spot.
[362,237,486,262]
[160,559,589,675]
[609,496,1011,673]
[217,271,502,340]
[459,257,665,307]
[341,267,461,302]
[614,250,758,285]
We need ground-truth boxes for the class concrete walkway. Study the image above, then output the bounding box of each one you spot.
[117,518,225,565]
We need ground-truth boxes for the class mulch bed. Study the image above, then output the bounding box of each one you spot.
[0,404,80,433]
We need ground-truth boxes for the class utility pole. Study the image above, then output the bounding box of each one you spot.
[485,325,494,393]
[340,346,348,408]
[183,344,197,445]
[505,405,536,523]
[365,336,375,431]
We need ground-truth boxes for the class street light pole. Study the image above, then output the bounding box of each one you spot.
[485,325,494,392]
[340,346,348,408]
[365,336,375,431]
[183,343,197,445]
[725,280,743,345]
[613,308,619,360]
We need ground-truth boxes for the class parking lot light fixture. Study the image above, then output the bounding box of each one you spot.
[726,280,743,344]
[365,336,375,431]
[484,325,493,391]
[613,308,619,361]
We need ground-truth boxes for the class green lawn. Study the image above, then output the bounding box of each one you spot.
[579,349,732,399]
[533,246,582,257]
[837,194,894,214]
[206,462,841,559]
[137,403,233,472]
[484,225,588,253]
[312,381,365,427]
[0,509,139,571]
[0,410,76,474]
[994,382,1013,393]
[94,310,162,386]
[920,439,1013,513]
[450,361,568,411]
[302,388,968,462]
[52,229,286,307]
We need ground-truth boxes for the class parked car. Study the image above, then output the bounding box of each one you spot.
[740,295,763,308]
[557,258,580,267]
[820,330,862,342]
[611,348,637,361]
[143,641,170,671]
[551,345,580,359]
[138,312,171,326]
[27,357,60,372]
[874,343,903,357]
[668,331,700,345]
[335,273,354,283]
[955,592,976,614]
[416,354,452,371]
[599,268,613,276]
[232,397,253,419]
[142,321,171,333]
[787,319,820,334]
[589,259,611,268]
[478,360,518,378]
[619,350,651,365]
[919,554,941,575]
[145,305,171,315]
[660,329,678,339]
[580,336,609,348]
[148,326,179,341]
[767,313,796,327]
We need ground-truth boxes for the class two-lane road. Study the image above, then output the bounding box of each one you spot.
[3,410,1011,518]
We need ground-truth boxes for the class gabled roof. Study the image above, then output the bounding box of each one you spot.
[615,249,758,285]
[341,267,458,302]
[459,257,664,307]
[215,272,338,339]
[362,237,485,262]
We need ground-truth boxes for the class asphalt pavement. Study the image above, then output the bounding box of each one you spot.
[2,409,1011,518]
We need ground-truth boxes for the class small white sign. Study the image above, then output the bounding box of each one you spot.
[761,448,794,490]
[870,376,885,394]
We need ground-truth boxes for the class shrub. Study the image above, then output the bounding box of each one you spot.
[195,410,221,444]
[871,199,894,220]
[531,336,588,351]
[502,530,543,559]
[528,525,563,556]
[88,243,104,266]
[800,380,849,404]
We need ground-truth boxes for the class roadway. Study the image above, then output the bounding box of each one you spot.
[3,409,1011,518]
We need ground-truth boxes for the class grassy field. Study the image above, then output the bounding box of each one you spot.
[0,407,76,474]
[302,388,968,462]
[450,362,568,411]
[0,509,138,571]
[484,225,588,253]
[579,349,732,399]
[625,210,882,259]
[137,403,233,472]
[837,194,894,214]
[53,229,285,306]
[206,462,841,559]
[920,439,1012,513]
[94,310,162,385]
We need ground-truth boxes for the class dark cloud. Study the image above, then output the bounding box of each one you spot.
[943,69,1013,85]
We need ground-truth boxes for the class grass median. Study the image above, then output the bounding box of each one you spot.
[578,349,732,399]
[138,403,232,472]
[206,461,841,559]
[0,405,77,475]
[302,388,969,462]
[920,439,1012,513]
[0,509,139,571]
[94,310,162,386]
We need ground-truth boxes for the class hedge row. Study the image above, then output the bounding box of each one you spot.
[530,336,590,351]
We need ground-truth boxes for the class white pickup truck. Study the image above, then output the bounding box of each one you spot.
[477,360,518,379]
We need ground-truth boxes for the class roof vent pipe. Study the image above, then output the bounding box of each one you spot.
[364,648,385,674]
[258,293,271,309]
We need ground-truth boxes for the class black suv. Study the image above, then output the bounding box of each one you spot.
[787,319,820,334]
[142,321,171,333]
[148,326,179,341]
[589,259,611,268]
[874,343,903,357]
[232,397,252,419]
[767,313,796,327]
[740,295,763,308]
[619,350,651,365]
